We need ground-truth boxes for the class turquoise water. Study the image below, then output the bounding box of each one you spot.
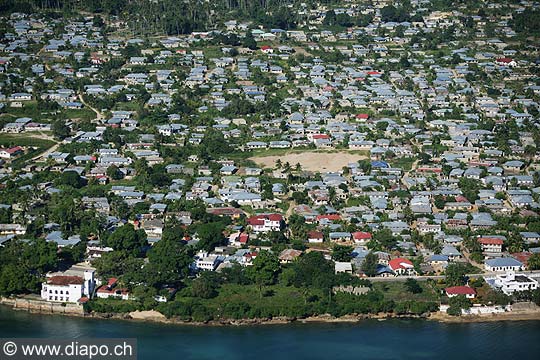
[1,306,540,359]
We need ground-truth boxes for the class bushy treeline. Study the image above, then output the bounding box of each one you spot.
[155,291,439,322]
[86,250,438,322]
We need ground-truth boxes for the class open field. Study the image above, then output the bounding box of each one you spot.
[0,133,57,168]
[249,150,368,172]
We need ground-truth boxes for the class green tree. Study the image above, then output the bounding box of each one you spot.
[191,272,221,299]
[445,263,468,287]
[51,120,70,140]
[290,252,334,295]
[528,253,540,270]
[57,171,84,188]
[332,245,353,262]
[106,165,123,180]
[361,252,378,277]
[195,222,226,252]
[405,278,422,294]
[105,224,147,256]
[146,236,193,286]
[446,295,471,316]
[242,32,257,50]
[247,250,280,298]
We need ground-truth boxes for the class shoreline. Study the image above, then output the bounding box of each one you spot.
[2,299,540,326]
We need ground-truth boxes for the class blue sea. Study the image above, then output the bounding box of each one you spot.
[1,306,539,359]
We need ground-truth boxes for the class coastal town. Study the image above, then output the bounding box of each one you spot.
[1,0,540,323]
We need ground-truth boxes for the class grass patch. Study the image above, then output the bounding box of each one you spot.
[372,281,439,302]
[63,108,96,121]
[390,157,416,171]
[0,134,55,148]
[0,133,57,169]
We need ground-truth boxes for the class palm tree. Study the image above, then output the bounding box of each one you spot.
[283,162,291,173]
[295,162,302,172]
[275,159,282,169]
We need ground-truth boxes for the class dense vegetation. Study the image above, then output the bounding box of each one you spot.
[88,251,440,322]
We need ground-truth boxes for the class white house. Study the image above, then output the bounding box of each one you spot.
[491,271,538,295]
[195,253,221,271]
[247,214,283,232]
[388,258,417,276]
[445,286,476,299]
[484,258,523,272]
[96,278,130,300]
[40,270,95,303]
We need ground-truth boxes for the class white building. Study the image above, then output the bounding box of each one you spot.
[96,278,130,300]
[247,214,283,232]
[195,252,221,271]
[490,271,539,295]
[40,270,95,303]
[484,258,523,272]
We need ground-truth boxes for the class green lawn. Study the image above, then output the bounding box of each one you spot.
[0,134,55,148]
[1,101,50,120]
[0,134,56,169]
[390,157,416,171]
[63,108,97,121]
[372,281,439,302]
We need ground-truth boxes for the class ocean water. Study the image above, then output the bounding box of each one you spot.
[1,306,539,360]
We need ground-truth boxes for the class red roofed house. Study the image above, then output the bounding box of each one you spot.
[445,286,476,299]
[41,270,96,303]
[455,195,469,203]
[512,252,532,268]
[417,167,442,173]
[478,236,503,256]
[495,58,517,67]
[352,231,372,245]
[316,214,341,223]
[261,45,273,54]
[388,258,416,276]
[356,113,369,121]
[229,232,249,247]
[308,230,324,243]
[243,251,258,264]
[310,133,330,141]
[0,146,23,159]
[96,277,130,300]
[247,214,283,232]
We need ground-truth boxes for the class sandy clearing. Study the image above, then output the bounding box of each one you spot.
[129,310,167,321]
[250,151,367,172]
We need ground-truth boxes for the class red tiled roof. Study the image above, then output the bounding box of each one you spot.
[268,214,283,221]
[308,231,324,239]
[511,252,531,265]
[388,258,414,270]
[248,217,265,225]
[2,146,23,154]
[248,214,283,225]
[478,237,503,245]
[316,214,341,221]
[417,167,442,173]
[239,233,249,243]
[47,276,84,286]
[353,231,372,240]
[445,286,476,296]
[312,134,330,139]
[356,113,369,119]
[496,57,513,63]
[97,286,129,295]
